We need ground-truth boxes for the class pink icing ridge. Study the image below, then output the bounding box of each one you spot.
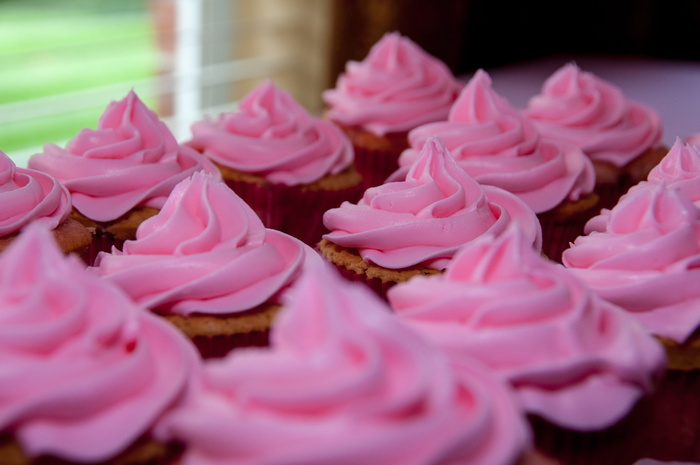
[0,150,70,236]
[94,172,306,315]
[645,138,700,204]
[323,137,542,270]
[395,69,595,213]
[389,225,666,431]
[0,224,199,462]
[156,259,530,465]
[526,63,663,167]
[563,182,700,343]
[322,32,463,136]
[187,81,353,186]
[28,90,219,222]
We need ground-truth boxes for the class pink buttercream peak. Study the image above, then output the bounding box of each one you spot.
[95,172,306,315]
[0,224,199,462]
[649,138,700,182]
[0,150,70,236]
[323,137,542,269]
[526,63,663,166]
[323,32,462,136]
[396,69,596,213]
[389,225,666,430]
[563,182,700,343]
[188,81,353,185]
[157,259,531,465]
[28,90,218,222]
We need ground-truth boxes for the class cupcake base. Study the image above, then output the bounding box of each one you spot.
[160,302,282,358]
[317,239,441,301]
[216,163,363,247]
[538,192,600,263]
[0,218,93,264]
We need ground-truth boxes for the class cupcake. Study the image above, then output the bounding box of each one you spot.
[28,90,219,260]
[323,32,463,189]
[525,62,666,208]
[644,138,700,205]
[0,149,91,259]
[319,136,541,299]
[94,172,310,358]
[186,80,362,247]
[155,258,533,465]
[394,69,598,262]
[0,224,200,464]
[389,225,665,464]
[563,182,700,462]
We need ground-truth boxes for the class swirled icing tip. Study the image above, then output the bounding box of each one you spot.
[449,69,514,122]
[648,137,700,182]
[607,181,700,235]
[237,80,311,130]
[366,31,422,70]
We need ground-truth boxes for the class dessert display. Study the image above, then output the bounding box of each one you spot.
[27,90,218,259]
[323,32,463,188]
[525,63,667,208]
[155,258,533,465]
[94,172,312,358]
[0,225,200,464]
[0,150,91,258]
[319,136,541,298]
[394,69,598,262]
[186,80,362,247]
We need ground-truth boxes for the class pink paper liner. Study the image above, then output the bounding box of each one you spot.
[223,178,363,247]
[191,330,271,359]
[530,369,700,464]
[596,181,633,211]
[353,145,404,190]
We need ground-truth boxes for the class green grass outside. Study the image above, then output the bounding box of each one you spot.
[0,2,157,159]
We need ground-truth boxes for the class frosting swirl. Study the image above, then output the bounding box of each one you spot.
[322,32,463,136]
[0,225,199,462]
[0,150,70,236]
[526,63,663,167]
[563,182,700,343]
[646,138,700,204]
[187,81,353,186]
[157,259,530,465]
[28,90,218,222]
[95,172,306,315]
[323,137,542,270]
[396,70,595,213]
[390,226,666,430]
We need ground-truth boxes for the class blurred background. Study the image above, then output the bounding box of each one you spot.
[2,0,699,165]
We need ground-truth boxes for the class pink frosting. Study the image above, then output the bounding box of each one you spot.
[563,182,700,343]
[685,133,700,148]
[322,32,463,136]
[0,224,199,462]
[157,259,530,465]
[94,172,306,315]
[389,226,666,431]
[323,137,542,270]
[645,138,700,205]
[395,70,595,213]
[28,90,218,222]
[187,81,353,186]
[0,150,70,236]
[526,63,663,167]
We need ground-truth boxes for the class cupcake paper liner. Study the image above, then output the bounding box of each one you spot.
[352,145,404,190]
[191,330,271,359]
[330,261,396,302]
[223,178,363,247]
[539,215,592,264]
[86,230,125,267]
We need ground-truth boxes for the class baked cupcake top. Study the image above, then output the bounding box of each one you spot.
[389,225,665,431]
[94,172,307,316]
[323,137,542,270]
[525,63,663,167]
[322,32,463,136]
[563,182,700,343]
[0,225,199,462]
[0,150,70,237]
[187,81,354,186]
[27,90,218,223]
[396,70,595,214]
[156,259,530,465]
